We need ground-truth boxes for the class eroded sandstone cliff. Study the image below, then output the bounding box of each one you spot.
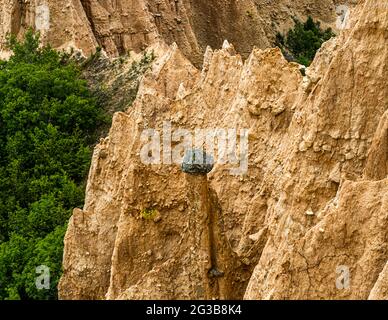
[0,0,341,64]
[58,0,387,300]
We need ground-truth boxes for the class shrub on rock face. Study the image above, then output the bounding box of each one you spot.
[140,208,159,220]
[276,16,335,66]
[0,30,106,300]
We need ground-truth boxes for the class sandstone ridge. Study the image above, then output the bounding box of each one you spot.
[0,0,341,64]
[59,0,388,300]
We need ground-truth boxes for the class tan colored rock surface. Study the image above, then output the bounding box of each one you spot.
[244,0,388,300]
[369,261,388,300]
[0,0,99,57]
[0,0,341,65]
[59,0,387,300]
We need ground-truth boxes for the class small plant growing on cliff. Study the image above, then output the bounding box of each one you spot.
[276,16,335,66]
[84,50,155,117]
[140,208,159,220]
[140,50,155,66]
[81,46,102,68]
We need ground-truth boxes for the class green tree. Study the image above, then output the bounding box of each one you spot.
[0,30,106,299]
[276,16,335,66]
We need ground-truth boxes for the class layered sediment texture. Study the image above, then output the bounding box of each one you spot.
[58,0,388,300]
[0,0,341,64]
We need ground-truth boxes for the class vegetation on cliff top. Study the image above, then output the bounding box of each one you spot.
[276,16,335,66]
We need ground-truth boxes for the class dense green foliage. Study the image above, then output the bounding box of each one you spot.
[276,16,335,66]
[0,30,106,299]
